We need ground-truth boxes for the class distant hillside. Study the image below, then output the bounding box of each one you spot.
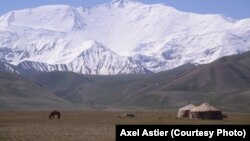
[129,51,250,112]
[0,51,250,112]
[25,71,152,106]
[0,72,71,109]
[160,51,250,92]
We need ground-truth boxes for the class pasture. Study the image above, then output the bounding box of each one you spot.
[0,111,249,141]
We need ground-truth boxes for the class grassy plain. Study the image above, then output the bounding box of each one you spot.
[0,111,249,141]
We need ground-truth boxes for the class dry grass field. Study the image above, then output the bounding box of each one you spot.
[0,110,249,141]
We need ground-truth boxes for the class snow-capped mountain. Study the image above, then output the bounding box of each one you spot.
[0,61,18,73]
[0,0,250,74]
[16,40,148,74]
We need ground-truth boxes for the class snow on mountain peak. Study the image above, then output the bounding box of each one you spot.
[0,11,15,29]
[0,5,86,32]
[111,0,137,4]
[0,1,250,74]
[108,0,140,8]
[14,39,149,75]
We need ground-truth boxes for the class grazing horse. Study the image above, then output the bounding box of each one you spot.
[118,113,135,118]
[49,110,61,119]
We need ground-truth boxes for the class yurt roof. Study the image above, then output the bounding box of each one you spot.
[179,104,196,110]
[190,103,220,112]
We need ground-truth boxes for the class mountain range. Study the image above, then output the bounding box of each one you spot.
[1,51,250,112]
[0,0,250,74]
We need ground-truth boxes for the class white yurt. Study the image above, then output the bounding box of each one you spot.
[189,103,223,120]
[177,104,196,118]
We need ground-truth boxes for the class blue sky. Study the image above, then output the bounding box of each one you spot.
[0,0,249,19]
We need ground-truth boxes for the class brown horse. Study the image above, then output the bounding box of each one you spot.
[49,110,61,119]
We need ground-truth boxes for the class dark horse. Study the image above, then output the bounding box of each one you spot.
[49,110,61,119]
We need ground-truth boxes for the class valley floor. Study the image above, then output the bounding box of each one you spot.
[0,111,249,141]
